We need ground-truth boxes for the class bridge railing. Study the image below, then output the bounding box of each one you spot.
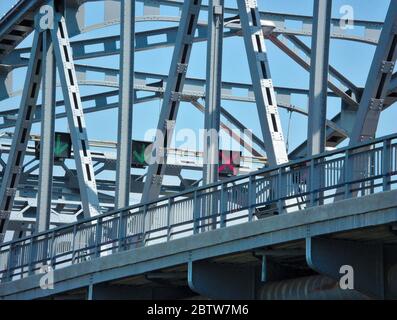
[0,133,396,282]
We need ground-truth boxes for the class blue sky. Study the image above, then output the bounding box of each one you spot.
[0,0,395,167]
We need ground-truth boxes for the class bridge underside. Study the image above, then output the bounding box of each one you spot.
[1,189,397,300]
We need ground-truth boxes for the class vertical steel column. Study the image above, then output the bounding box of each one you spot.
[51,12,101,217]
[307,0,332,206]
[36,30,56,233]
[307,0,332,156]
[141,0,202,203]
[0,31,43,242]
[115,0,135,209]
[203,0,224,186]
[236,0,288,166]
[202,0,224,231]
[350,1,397,144]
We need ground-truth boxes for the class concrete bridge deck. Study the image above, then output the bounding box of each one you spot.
[1,189,396,300]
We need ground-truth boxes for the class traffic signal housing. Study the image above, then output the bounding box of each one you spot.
[131,140,152,168]
[35,132,72,161]
[218,150,242,177]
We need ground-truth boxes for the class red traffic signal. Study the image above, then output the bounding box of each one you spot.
[218,150,241,177]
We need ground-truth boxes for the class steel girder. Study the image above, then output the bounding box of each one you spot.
[36,29,56,233]
[0,4,107,240]
[0,65,330,109]
[350,1,397,144]
[237,0,288,166]
[330,1,397,202]
[0,0,383,64]
[0,30,43,242]
[141,0,203,203]
[307,0,332,156]
[51,10,101,218]
[203,0,224,186]
[115,0,135,209]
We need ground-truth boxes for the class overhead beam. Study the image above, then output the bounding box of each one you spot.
[0,0,384,64]
[1,64,323,108]
[2,14,382,71]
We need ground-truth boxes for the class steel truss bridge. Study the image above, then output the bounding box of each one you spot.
[0,0,396,300]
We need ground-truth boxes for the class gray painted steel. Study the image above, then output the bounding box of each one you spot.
[203,0,224,186]
[1,188,397,299]
[51,11,101,218]
[0,30,43,242]
[237,0,288,166]
[36,30,56,233]
[141,0,203,203]
[0,0,396,300]
[350,1,397,143]
[307,0,332,156]
[115,0,135,210]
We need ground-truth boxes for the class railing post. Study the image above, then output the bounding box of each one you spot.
[277,168,284,214]
[220,184,227,227]
[143,204,148,246]
[71,224,77,264]
[382,138,392,192]
[20,242,25,277]
[118,210,127,252]
[248,176,255,222]
[95,218,103,257]
[27,238,35,276]
[166,198,173,241]
[309,159,316,206]
[6,244,13,282]
[193,191,199,234]
[368,149,376,195]
[50,232,56,267]
[344,150,352,199]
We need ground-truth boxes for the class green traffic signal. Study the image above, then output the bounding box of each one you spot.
[34,132,72,160]
[54,134,69,157]
[131,140,152,167]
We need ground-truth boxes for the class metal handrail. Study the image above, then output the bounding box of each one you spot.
[2,132,397,248]
[0,133,396,282]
